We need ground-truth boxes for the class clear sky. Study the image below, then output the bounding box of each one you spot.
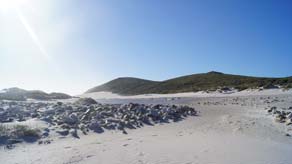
[0,0,291,95]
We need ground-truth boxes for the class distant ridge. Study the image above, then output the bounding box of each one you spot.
[0,87,71,101]
[86,72,292,95]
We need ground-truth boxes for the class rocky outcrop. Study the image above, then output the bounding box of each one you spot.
[267,106,292,126]
[0,99,197,141]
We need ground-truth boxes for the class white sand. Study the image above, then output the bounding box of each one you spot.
[1,89,292,164]
[80,89,292,99]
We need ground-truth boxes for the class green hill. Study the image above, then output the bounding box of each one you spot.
[85,71,292,95]
[86,77,159,95]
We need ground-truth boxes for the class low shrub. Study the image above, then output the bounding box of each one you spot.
[12,125,41,138]
[0,124,41,139]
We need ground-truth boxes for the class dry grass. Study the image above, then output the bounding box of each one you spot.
[0,124,41,139]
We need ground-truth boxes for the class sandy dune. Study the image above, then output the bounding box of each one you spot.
[80,89,292,99]
[1,89,292,164]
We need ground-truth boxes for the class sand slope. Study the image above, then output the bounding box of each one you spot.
[80,89,292,99]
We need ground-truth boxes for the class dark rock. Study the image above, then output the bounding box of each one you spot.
[56,129,69,136]
[267,108,273,113]
[44,140,51,144]
[63,113,78,125]
[42,132,49,137]
[2,118,13,123]
[7,139,23,144]
[263,84,279,89]
[275,114,285,123]
[31,113,39,118]
[89,122,104,133]
[69,129,79,138]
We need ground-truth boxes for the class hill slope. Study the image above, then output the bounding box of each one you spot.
[0,87,72,101]
[86,71,292,95]
[86,77,159,95]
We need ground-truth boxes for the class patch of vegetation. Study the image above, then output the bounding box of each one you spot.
[12,125,41,138]
[284,83,292,89]
[0,124,10,136]
[86,72,292,95]
[0,124,41,145]
[86,77,160,95]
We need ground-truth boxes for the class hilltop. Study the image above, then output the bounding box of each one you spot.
[86,71,292,95]
[0,87,71,101]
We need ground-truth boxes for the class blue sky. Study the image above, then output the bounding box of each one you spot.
[0,0,291,94]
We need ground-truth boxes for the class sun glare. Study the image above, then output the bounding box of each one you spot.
[0,0,50,60]
[0,0,29,11]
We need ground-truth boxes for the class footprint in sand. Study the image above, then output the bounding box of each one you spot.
[86,155,94,158]
[123,144,129,147]
[137,159,147,164]
[66,155,83,164]
[176,131,184,136]
[137,152,145,157]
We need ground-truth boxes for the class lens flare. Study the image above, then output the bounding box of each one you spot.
[0,0,50,60]
[16,8,50,60]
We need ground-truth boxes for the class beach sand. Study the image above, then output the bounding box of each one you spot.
[1,89,292,164]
